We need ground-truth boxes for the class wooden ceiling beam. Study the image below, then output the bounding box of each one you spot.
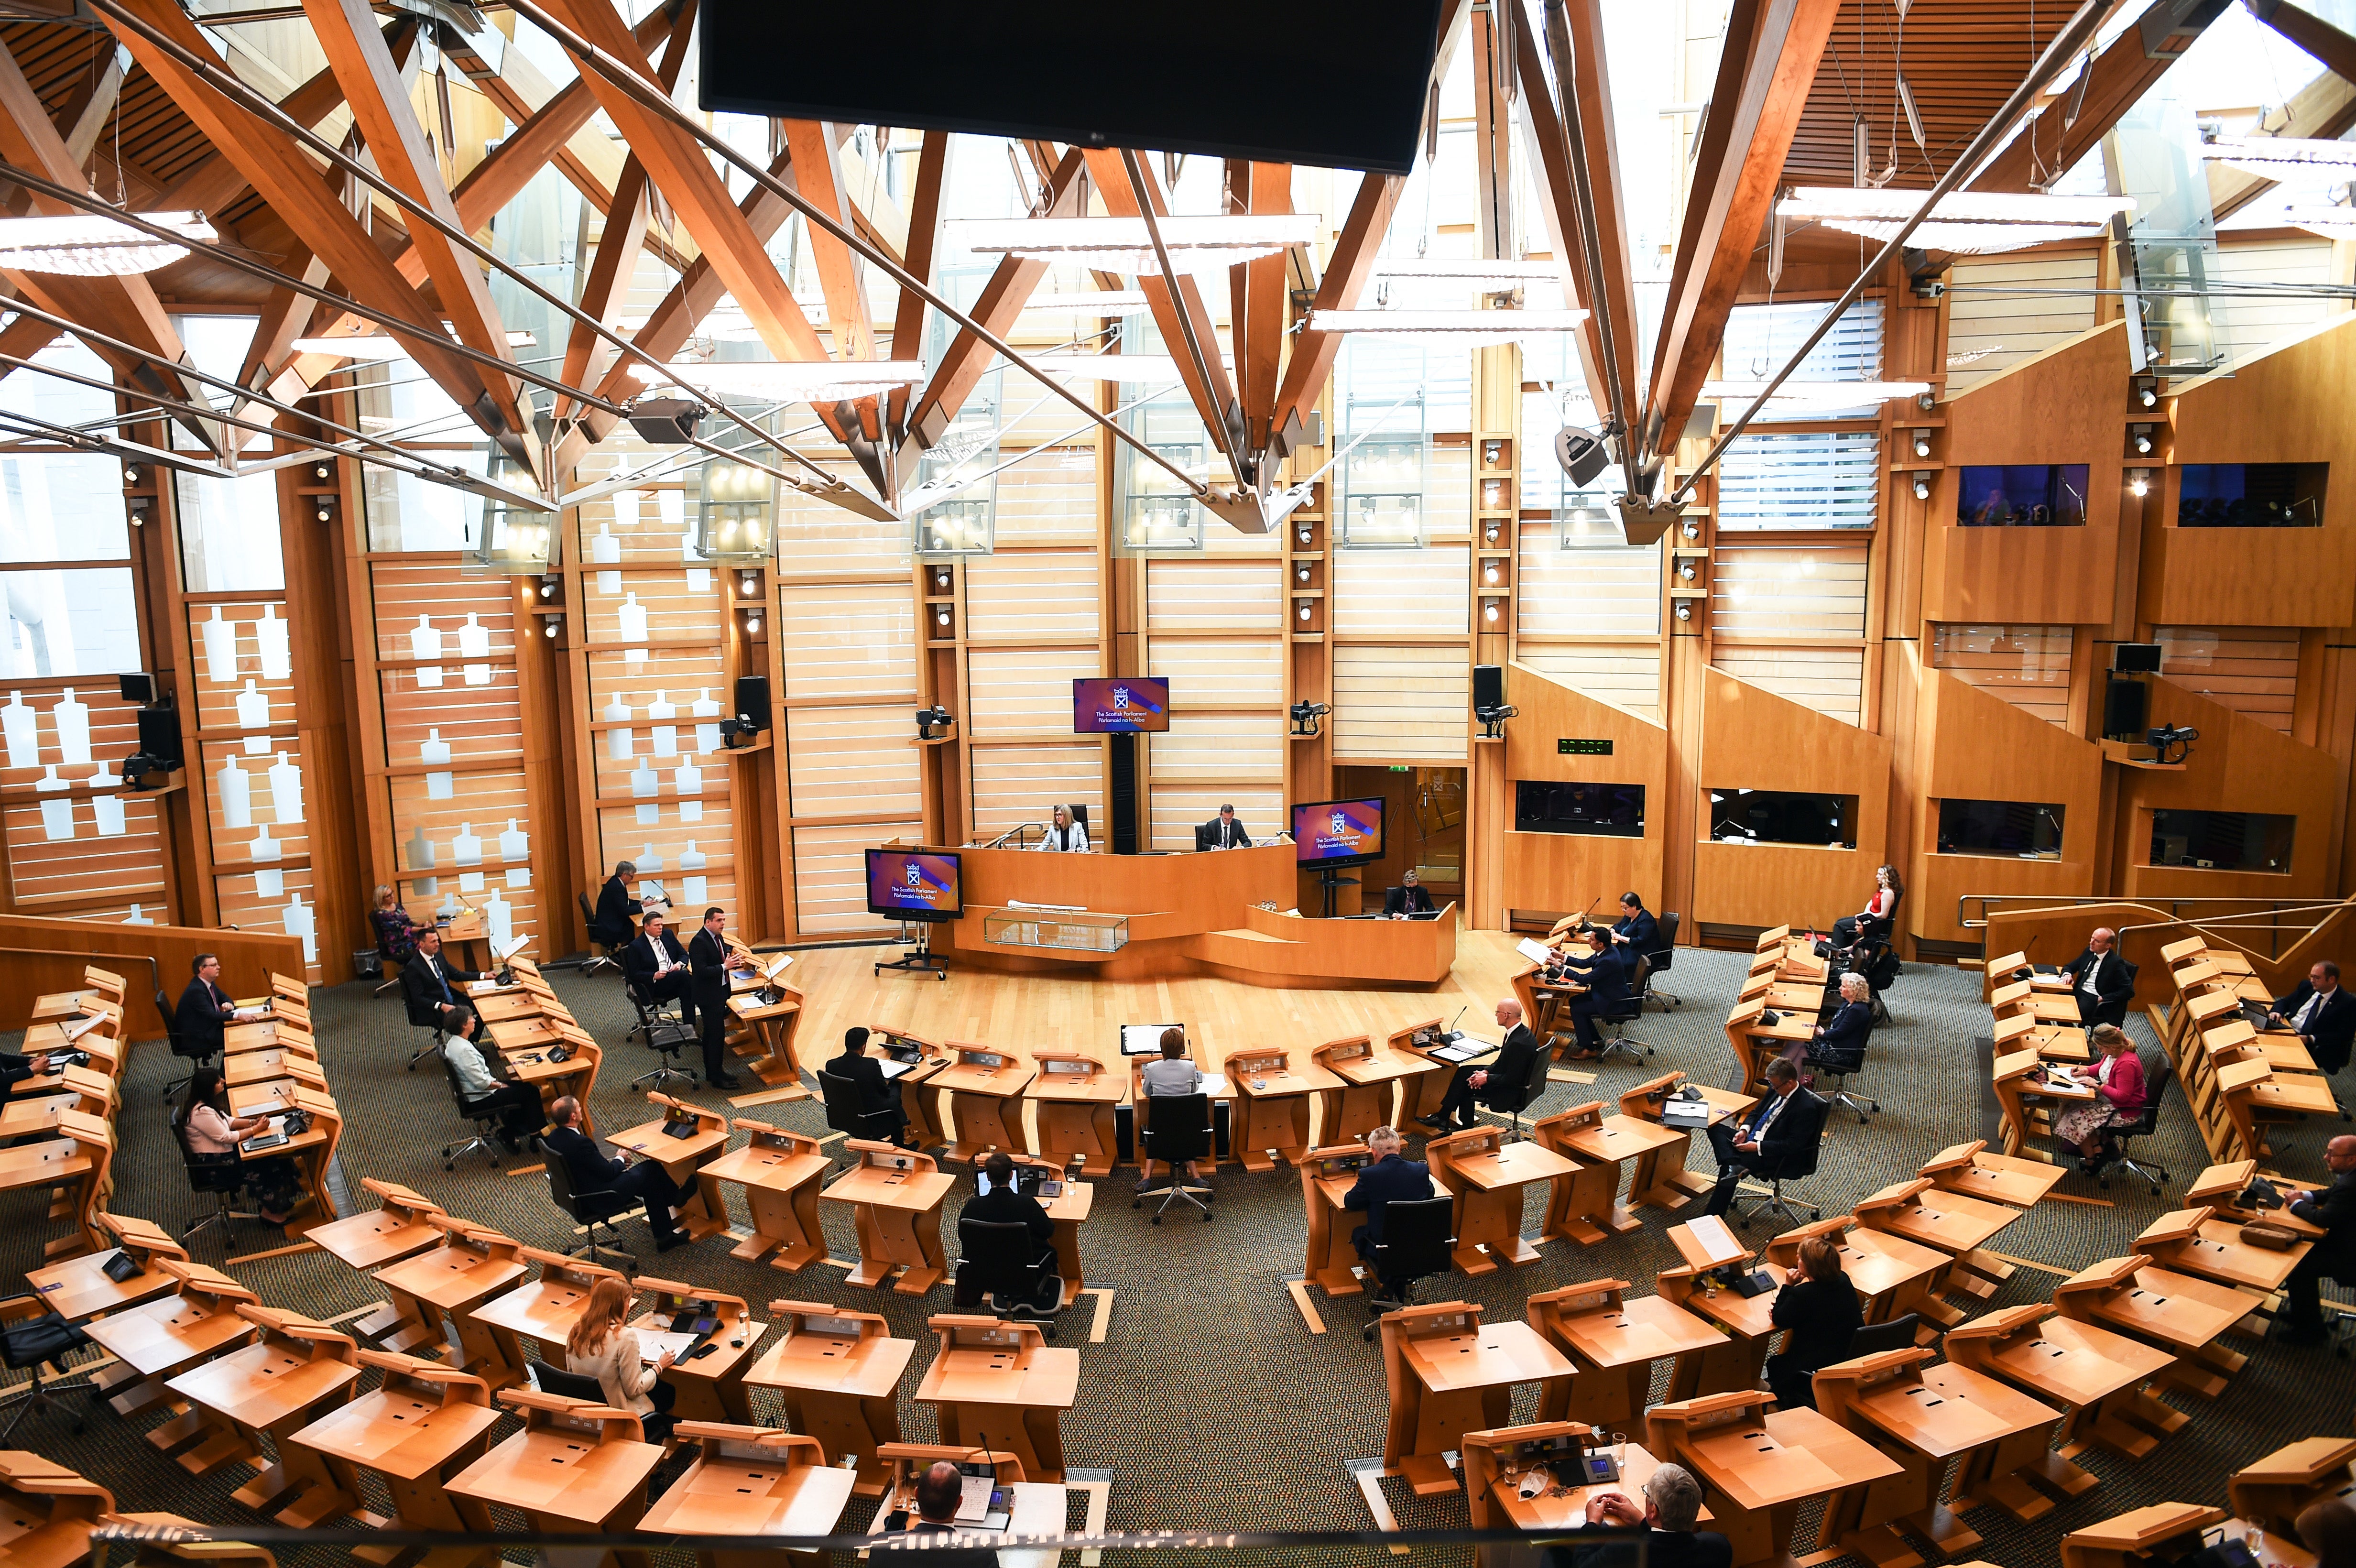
[1083,145,1240,467]
[1270,169,1406,452]
[233,243,327,407]
[154,19,409,219]
[783,118,882,441]
[57,42,130,172]
[1641,0,1840,460]
[2211,68,2356,219]
[886,129,948,440]
[2250,0,2356,86]
[1237,162,1292,455]
[1471,0,1512,261]
[1969,26,2180,192]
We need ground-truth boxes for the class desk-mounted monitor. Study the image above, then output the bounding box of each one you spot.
[864,849,963,922]
[1294,797,1385,870]
[1073,676,1169,734]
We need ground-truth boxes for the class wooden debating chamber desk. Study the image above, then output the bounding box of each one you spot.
[81,1260,261,1421]
[1460,1421,1698,1535]
[466,1248,625,1390]
[742,1301,914,1495]
[1312,1033,1440,1146]
[607,1093,732,1242]
[629,1281,760,1423]
[1942,1305,2181,1484]
[2229,1436,2356,1540]
[1620,1072,1756,1214]
[2058,1501,2233,1568]
[24,1211,184,1321]
[913,1315,1080,1484]
[1645,1387,1905,1568]
[1764,1216,1951,1329]
[928,1042,1034,1161]
[2053,1254,2256,1400]
[1427,1122,1574,1274]
[445,1389,665,1567]
[639,1424,852,1567]
[1027,1050,1123,1175]
[1654,1218,1779,1400]
[160,1307,362,1526]
[1298,1143,1454,1298]
[822,1140,954,1293]
[369,1215,526,1381]
[1225,1045,1340,1170]
[2132,1204,2311,1295]
[1535,1100,1672,1244]
[700,1121,829,1270]
[0,1451,114,1568]
[1376,1299,1573,1495]
[1529,1277,1722,1431]
[284,1350,497,1547]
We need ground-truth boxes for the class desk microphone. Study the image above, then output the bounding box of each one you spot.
[1444,1006,1467,1040]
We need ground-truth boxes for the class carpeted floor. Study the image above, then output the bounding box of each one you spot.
[4,936,2349,1566]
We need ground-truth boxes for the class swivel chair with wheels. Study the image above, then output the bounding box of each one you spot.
[156,988,208,1103]
[1844,1312,1923,1360]
[1730,1098,1825,1229]
[1361,1196,1457,1339]
[955,1217,1065,1329]
[2097,1055,2172,1196]
[1483,1042,1556,1141]
[626,980,698,1094]
[1134,1093,1213,1222]
[1804,1028,1877,1124]
[0,1295,93,1440]
[538,1137,642,1270]
[1640,912,1682,1009]
[529,1364,607,1401]
[819,1072,901,1163]
[577,892,626,978]
[400,984,451,1071]
[1593,991,1650,1066]
[439,1054,503,1172]
[175,1122,258,1244]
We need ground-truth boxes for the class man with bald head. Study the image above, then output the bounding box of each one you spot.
[2278,1133,2356,1346]
[1420,998,1539,1133]
[2062,926,2136,1028]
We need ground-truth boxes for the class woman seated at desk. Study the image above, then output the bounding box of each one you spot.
[1139,1027,1209,1187]
[371,883,422,967]
[176,1066,300,1226]
[1033,803,1089,853]
[566,1276,678,1441]
[2052,1024,2145,1174]
[1764,1236,1860,1410]
[1832,863,1901,948]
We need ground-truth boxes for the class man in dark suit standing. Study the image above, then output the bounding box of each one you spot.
[1199,803,1251,850]
[2276,1133,2356,1345]
[543,1095,689,1252]
[174,952,238,1059]
[2062,927,2136,1027]
[1383,868,1438,917]
[397,928,482,1041]
[1421,999,1539,1132]
[1343,1125,1435,1278]
[1702,1058,1824,1217]
[687,905,739,1090]
[624,911,697,1028]
[2270,960,2356,1077]
[1554,928,1629,1060]
[827,1026,909,1143]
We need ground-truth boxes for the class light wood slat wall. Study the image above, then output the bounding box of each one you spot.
[1150,785,1285,854]
[1943,249,2099,395]
[1515,526,1662,637]
[774,464,910,577]
[364,561,545,951]
[1514,646,1663,722]
[794,817,926,934]
[1930,623,2073,725]
[1427,444,1474,535]
[1333,544,1472,636]
[1710,647,1867,727]
[777,582,917,699]
[2209,236,2343,371]
[2156,625,2301,734]
[1332,643,1471,762]
[1146,637,1285,706]
[0,677,170,919]
[965,647,1102,735]
[1151,714,1285,784]
[993,446,1097,543]
[965,549,1101,639]
[1144,559,1283,630]
[783,705,924,820]
[1708,543,1869,639]
[969,742,1104,842]
[1141,553,1287,851]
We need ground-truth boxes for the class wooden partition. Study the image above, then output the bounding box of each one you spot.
[2118,679,2339,902]
[1980,898,2353,1000]
[0,912,301,1035]
[1492,660,1668,924]
[1691,666,1891,933]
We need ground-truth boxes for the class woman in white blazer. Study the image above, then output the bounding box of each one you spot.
[1034,803,1089,853]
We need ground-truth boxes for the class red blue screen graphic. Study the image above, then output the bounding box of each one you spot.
[865,850,962,918]
[1072,677,1170,733]
[1294,798,1384,864]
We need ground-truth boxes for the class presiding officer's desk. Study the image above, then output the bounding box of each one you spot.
[743,1300,914,1495]
[639,1424,850,1568]
[913,840,1456,987]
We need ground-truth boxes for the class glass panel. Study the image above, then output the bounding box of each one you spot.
[363,446,492,553]
[1,566,141,676]
[1956,465,2089,527]
[0,338,114,434]
[174,470,284,591]
[2177,463,2326,527]
[1937,798,2064,857]
[2149,808,2294,873]
[1118,395,1205,552]
[1719,299,1885,421]
[1708,787,1857,846]
[0,452,129,561]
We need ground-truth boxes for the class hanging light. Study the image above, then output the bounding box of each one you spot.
[1307,308,1587,345]
[950,214,1318,273]
[1019,352,1185,383]
[627,359,924,401]
[293,328,537,360]
[0,210,217,276]
[1370,258,1563,282]
[2198,135,2356,176]
[1701,379,1931,410]
[1778,187,2135,255]
[1019,290,1152,314]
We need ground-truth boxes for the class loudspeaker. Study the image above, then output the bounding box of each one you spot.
[136,706,183,768]
[732,675,772,731]
[119,672,156,705]
[2111,641,2163,674]
[2104,675,2149,740]
[1108,733,1139,855]
[1473,664,1505,712]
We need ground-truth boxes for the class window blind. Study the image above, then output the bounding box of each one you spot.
[1717,432,1881,531]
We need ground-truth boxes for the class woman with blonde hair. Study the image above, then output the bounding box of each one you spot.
[563,1276,677,1440]
[369,882,421,966]
[1033,803,1088,853]
[2053,1023,2147,1174]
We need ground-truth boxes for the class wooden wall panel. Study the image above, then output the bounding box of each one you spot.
[2141,527,2356,630]
[1332,644,1470,762]
[1930,623,2073,724]
[1497,662,1669,927]
[966,647,1102,735]
[1144,559,1282,630]
[793,817,926,933]
[1150,714,1285,784]
[188,600,297,739]
[1942,248,2099,396]
[1709,543,1868,639]
[2121,676,2338,901]
[1332,544,1472,635]
[5,795,169,913]
[1145,637,1285,707]
[2154,626,2299,734]
[993,448,1098,544]
[965,550,1101,640]
[1513,645,1662,721]
[1516,528,1661,637]
[783,704,925,819]
[968,742,1104,841]
[2209,236,2341,370]
[1149,784,1285,853]
[778,582,919,700]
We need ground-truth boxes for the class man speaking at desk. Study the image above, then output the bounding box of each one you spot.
[1419,999,1538,1133]
[1199,803,1251,850]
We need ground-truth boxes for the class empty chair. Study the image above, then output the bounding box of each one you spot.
[1361,1195,1456,1339]
[627,978,699,1094]
[1640,911,1682,1010]
[1844,1312,1923,1360]
[955,1217,1065,1330]
[0,1295,92,1441]
[1134,1093,1213,1223]
[2098,1053,2173,1196]
[539,1135,641,1270]
[439,1053,503,1172]
[156,988,207,1103]
[529,1363,607,1401]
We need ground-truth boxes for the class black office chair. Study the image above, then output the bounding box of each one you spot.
[538,1136,641,1270]
[1640,912,1681,1010]
[0,1295,94,1440]
[1731,1098,1825,1229]
[175,1119,258,1244]
[820,1072,901,1163]
[955,1217,1065,1330]
[1362,1196,1457,1339]
[577,892,625,978]
[1483,1040,1556,1141]
[156,988,208,1103]
[1593,988,1650,1066]
[439,1054,503,1173]
[1844,1312,1924,1359]
[1805,1026,1877,1124]
[2098,1054,2172,1196]
[1134,1093,1212,1222]
[626,978,698,1094]
[529,1363,607,1401]
[400,980,452,1071]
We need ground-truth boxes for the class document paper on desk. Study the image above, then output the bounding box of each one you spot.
[1516,938,1554,966]
[637,1329,701,1362]
[1433,1034,1498,1064]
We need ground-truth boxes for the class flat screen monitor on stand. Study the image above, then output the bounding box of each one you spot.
[1293,797,1385,918]
[866,849,961,980]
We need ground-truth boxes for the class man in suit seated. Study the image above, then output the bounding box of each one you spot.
[1557,1463,1732,1568]
[827,1026,909,1143]
[624,910,697,1028]
[1554,928,1629,1060]
[2275,1132,2356,1345]
[174,951,239,1059]
[1702,1058,1824,1217]
[1419,999,1538,1132]
[2062,927,2135,1028]
[965,1151,1054,1260]
[544,1095,690,1252]
[2269,960,2356,1078]
[1198,803,1251,850]
[1785,971,1873,1075]
[399,928,482,1041]
[589,860,639,950]
[1383,868,1438,918]
[1343,1125,1434,1287]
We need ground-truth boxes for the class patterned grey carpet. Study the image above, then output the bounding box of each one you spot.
[3,946,2349,1567]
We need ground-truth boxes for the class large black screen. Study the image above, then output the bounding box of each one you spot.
[698,1,1446,175]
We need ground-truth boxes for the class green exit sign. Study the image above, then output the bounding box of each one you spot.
[1558,738,1614,756]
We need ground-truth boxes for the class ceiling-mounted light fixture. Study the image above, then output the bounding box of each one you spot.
[627,359,924,401]
[292,328,537,361]
[1701,380,1931,411]
[1897,76,1926,154]
[1779,187,2136,255]
[2279,204,2356,242]
[1853,114,1871,187]
[2198,135,2356,176]
[1018,290,1152,315]
[1018,352,1185,383]
[950,214,1319,273]
[0,209,217,276]
[1369,258,1563,282]
[1914,476,1931,500]
[1305,308,1588,345]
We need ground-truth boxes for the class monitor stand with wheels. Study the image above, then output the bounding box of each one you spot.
[1314,866,1359,920]
[874,921,948,981]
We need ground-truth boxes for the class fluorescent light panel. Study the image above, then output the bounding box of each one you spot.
[1702,379,1932,407]
[1779,187,2135,254]
[2199,135,2356,174]
[293,329,538,360]
[625,359,925,399]
[951,214,1318,273]
[1307,308,1587,344]
[0,210,217,276]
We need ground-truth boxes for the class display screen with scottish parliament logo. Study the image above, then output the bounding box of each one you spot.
[1072,676,1170,733]
[864,849,963,920]
[1292,797,1385,868]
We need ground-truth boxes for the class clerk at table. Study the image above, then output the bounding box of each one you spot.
[1701,1057,1823,1218]
[2062,927,2136,1029]
[1383,868,1438,917]
[174,952,238,1059]
[687,906,740,1090]
[1200,803,1252,850]
[2269,959,2356,1077]
[624,911,697,1029]
[828,1028,909,1144]
[1558,1462,1731,1568]
[1554,929,1628,1061]
[1762,1236,1861,1410]
[543,1096,691,1253]
[2276,1133,2356,1346]
[1421,999,1538,1133]
[1343,1125,1433,1269]
[400,928,482,1041]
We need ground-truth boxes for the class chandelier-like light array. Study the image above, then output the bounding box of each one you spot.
[1778,187,2135,255]
[1018,352,1183,382]
[1020,290,1152,314]
[0,210,217,276]
[950,214,1318,274]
